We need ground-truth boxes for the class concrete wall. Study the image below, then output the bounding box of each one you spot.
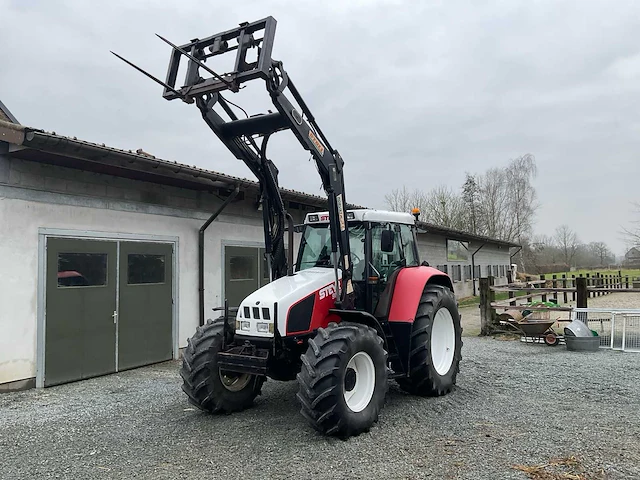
[0,153,306,386]
[416,233,512,299]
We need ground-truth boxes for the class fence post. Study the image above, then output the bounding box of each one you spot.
[479,276,496,336]
[596,273,601,296]
[626,275,630,289]
[562,274,568,304]
[540,274,547,302]
[552,274,557,303]
[509,289,515,307]
[586,273,591,298]
[525,275,532,303]
[576,277,588,308]
[619,270,622,289]
[572,275,576,301]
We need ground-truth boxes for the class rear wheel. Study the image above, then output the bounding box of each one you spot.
[397,285,462,396]
[296,322,388,438]
[180,318,264,413]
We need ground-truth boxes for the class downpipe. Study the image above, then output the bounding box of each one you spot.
[199,186,240,327]
[471,243,485,296]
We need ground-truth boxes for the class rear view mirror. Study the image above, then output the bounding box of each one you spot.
[380,229,395,252]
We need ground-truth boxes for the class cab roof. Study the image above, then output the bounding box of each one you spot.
[304,209,416,225]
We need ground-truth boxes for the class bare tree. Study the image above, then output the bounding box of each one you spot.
[505,154,538,243]
[385,153,537,246]
[384,186,429,214]
[554,225,580,267]
[462,172,480,234]
[384,185,412,213]
[588,241,614,266]
[422,185,467,230]
[476,166,512,240]
[622,201,640,246]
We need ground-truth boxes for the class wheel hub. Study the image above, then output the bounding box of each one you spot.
[219,370,251,392]
[344,368,357,392]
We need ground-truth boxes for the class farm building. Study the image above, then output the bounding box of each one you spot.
[0,105,518,391]
[624,247,640,267]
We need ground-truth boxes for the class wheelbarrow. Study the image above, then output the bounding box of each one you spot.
[497,312,562,346]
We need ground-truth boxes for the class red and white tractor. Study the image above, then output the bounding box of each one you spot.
[114,16,462,438]
[184,209,462,438]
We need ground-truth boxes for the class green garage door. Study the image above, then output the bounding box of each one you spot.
[44,237,174,386]
[224,246,270,309]
[118,242,173,371]
[45,238,118,386]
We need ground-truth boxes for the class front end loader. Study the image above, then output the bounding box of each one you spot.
[113,17,463,438]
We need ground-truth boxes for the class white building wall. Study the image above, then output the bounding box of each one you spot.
[416,234,513,299]
[0,194,276,385]
[0,155,309,386]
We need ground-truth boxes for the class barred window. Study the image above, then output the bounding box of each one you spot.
[452,265,462,282]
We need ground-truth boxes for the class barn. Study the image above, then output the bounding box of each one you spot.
[0,104,517,391]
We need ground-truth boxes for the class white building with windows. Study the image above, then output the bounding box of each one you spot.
[0,103,517,391]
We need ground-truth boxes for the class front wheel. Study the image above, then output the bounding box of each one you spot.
[397,285,463,396]
[180,318,264,413]
[296,322,388,438]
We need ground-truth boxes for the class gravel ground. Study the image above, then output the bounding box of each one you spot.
[2,337,640,480]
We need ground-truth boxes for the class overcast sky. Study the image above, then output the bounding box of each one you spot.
[1,0,639,254]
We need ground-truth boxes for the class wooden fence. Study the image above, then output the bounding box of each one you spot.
[479,272,640,335]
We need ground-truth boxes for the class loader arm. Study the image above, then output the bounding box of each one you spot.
[158,17,355,308]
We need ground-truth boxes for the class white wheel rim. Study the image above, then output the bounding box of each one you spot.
[343,351,376,412]
[431,307,456,376]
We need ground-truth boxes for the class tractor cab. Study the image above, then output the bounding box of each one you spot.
[297,209,420,312]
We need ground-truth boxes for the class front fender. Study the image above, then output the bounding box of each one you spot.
[388,266,453,323]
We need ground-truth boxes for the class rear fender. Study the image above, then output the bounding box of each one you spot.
[388,266,453,323]
[387,266,454,373]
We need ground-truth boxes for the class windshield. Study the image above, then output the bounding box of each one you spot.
[297,223,366,280]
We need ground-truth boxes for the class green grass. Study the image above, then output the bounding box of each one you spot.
[458,291,528,308]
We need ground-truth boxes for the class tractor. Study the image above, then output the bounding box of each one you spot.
[113,16,462,438]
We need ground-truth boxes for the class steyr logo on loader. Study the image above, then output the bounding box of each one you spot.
[318,284,336,300]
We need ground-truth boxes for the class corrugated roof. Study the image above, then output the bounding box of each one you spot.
[416,221,520,248]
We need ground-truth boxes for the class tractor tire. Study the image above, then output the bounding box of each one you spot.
[397,285,462,396]
[180,317,264,413]
[296,322,388,438]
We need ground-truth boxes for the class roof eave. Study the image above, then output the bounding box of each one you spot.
[0,119,337,208]
[416,221,520,248]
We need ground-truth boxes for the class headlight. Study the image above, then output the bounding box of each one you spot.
[240,321,250,331]
[256,322,269,333]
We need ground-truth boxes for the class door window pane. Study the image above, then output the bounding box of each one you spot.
[230,256,255,281]
[127,254,166,284]
[447,240,469,261]
[58,253,107,287]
